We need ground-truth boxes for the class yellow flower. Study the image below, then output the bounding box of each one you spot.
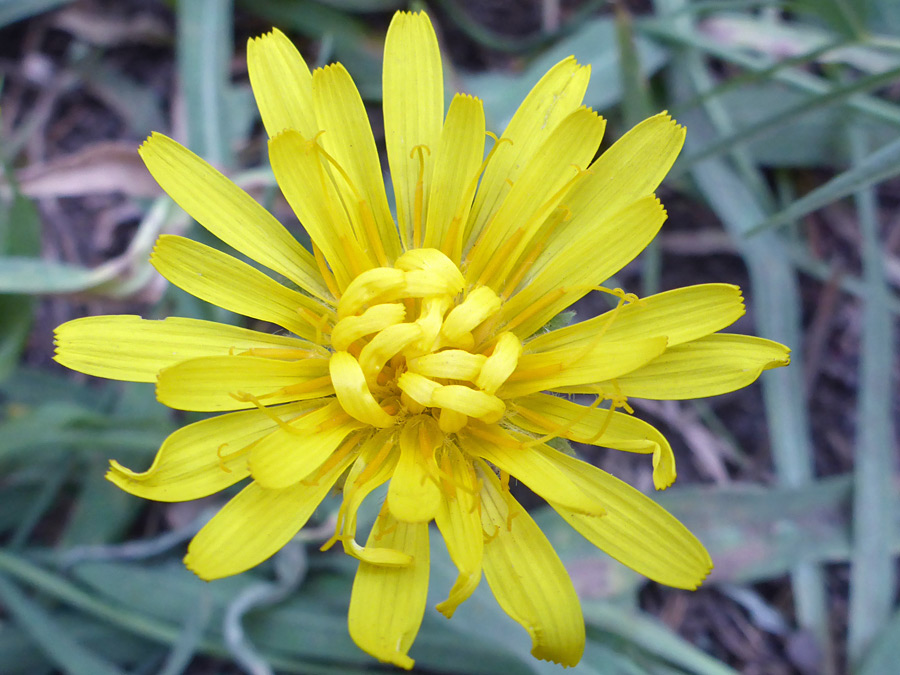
[54,11,789,669]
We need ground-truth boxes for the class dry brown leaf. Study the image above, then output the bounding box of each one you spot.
[16,142,162,198]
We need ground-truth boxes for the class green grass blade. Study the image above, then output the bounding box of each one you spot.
[177,0,234,167]
[858,608,900,675]
[846,126,897,666]
[582,602,739,675]
[638,19,900,128]
[677,64,900,173]
[0,0,74,28]
[654,2,834,669]
[0,574,125,675]
[750,135,900,234]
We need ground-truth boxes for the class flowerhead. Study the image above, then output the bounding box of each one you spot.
[54,11,789,669]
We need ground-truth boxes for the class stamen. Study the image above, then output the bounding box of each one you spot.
[237,347,323,360]
[476,227,525,288]
[227,391,313,433]
[312,242,341,299]
[562,287,641,368]
[502,288,566,335]
[500,205,570,301]
[338,234,369,279]
[498,470,518,530]
[309,138,372,277]
[310,138,390,267]
[516,395,604,448]
[410,144,430,248]
[269,375,333,399]
[296,306,333,346]
[301,432,361,486]
[450,134,513,259]
[464,423,521,449]
[353,435,395,487]
[374,521,398,542]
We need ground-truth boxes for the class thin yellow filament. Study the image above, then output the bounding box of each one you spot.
[301,432,360,486]
[515,395,604,448]
[500,206,570,301]
[476,227,525,288]
[309,134,389,266]
[312,242,341,299]
[410,144,430,248]
[502,288,566,335]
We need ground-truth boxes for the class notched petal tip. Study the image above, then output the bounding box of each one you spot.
[182,551,214,582]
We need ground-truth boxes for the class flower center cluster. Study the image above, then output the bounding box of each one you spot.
[328,248,521,434]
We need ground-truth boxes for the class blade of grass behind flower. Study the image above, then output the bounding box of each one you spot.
[846,125,897,666]
[858,608,900,675]
[686,114,835,675]
[8,456,71,549]
[0,551,378,675]
[676,64,900,175]
[0,0,74,27]
[0,191,40,381]
[462,16,668,131]
[177,0,234,168]
[0,574,124,675]
[581,601,739,675]
[614,6,662,296]
[0,613,154,675]
[750,135,900,234]
[638,19,900,128]
[60,462,142,547]
[238,0,383,100]
[654,2,834,670]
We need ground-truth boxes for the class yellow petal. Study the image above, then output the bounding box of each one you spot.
[106,402,319,501]
[249,401,363,489]
[423,94,485,259]
[476,332,522,394]
[268,129,375,290]
[465,57,590,248]
[383,11,443,248]
[498,337,667,398]
[337,267,406,320]
[53,315,310,383]
[330,303,406,352]
[431,385,505,423]
[525,284,745,353]
[156,355,332,412]
[407,350,486,381]
[247,28,317,138]
[459,426,604,516]
[477,464,585,667]
[510,393,676,490]
[614,334,791,400]
[466,107,606,288]
[439,286,501,346]
[387,415,442,522]
[499,195,668,338]
[348,506,430,670]
[312,63,401,264]
[329,351,396,428]
[336,430,411,566]
[184,450,355,580]
[138,133,328,301]
[545,111,685,257]
[151,235,331,341]
[358,323,423,382]
[433,443,483,617]
[537,443,712,589]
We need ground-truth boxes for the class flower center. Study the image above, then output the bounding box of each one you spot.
[328,249,522,434]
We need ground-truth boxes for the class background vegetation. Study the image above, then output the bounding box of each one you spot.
[0,0,898,673]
